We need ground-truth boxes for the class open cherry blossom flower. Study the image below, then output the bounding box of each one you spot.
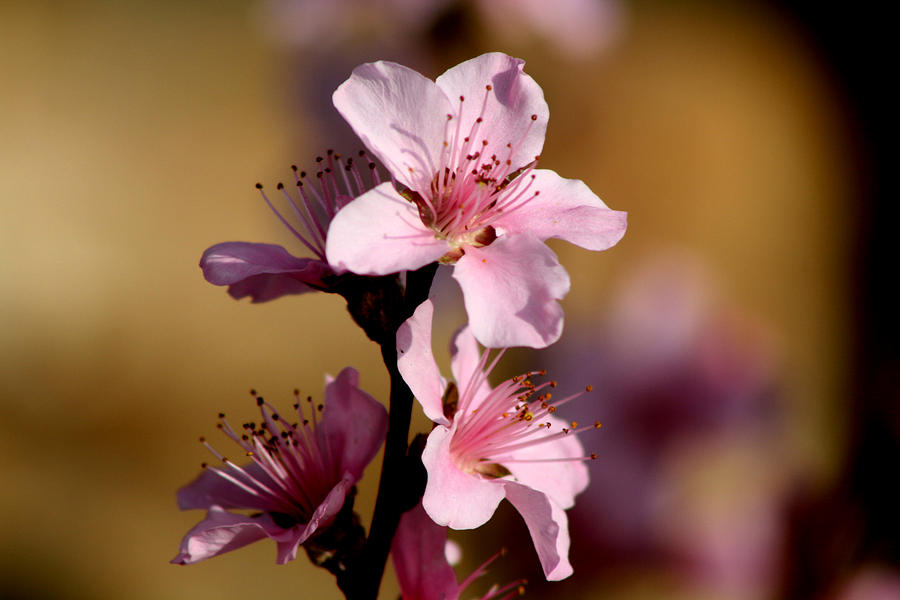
[200,151,381,302]
[392,502,526,600]
[327,52,627,348]
[397,300,596,580]
[171,367,387,565]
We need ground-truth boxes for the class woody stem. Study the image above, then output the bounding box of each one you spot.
[342,263,437,600]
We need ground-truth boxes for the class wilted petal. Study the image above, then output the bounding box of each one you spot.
[453,234,570,348]
[171,506,274,565]
[325,183,449,275]
[200,242,330,302]
[271,474,354,564]
[421,426,505,529]
[503,482,573,581]
[495,169,627,251]
[321,367,388,479]
[397,300,449,426]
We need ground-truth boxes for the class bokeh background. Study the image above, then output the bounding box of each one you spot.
[2,1,896,599]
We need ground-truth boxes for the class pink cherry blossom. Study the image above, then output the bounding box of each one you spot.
[200,151,381,302]
[327,52,627,348]
[171,367,387,565]
[392,502,525,600]
[396,300,595,580]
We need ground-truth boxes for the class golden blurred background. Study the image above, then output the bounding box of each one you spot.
[1,1,892,599]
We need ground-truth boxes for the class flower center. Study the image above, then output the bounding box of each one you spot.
[199,390,337,523]
[447,349,600,478]
[403,84,543,263]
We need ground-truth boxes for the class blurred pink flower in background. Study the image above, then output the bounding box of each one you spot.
[397,299,597,580]
[255,0,447,49]
[172,367,386,564]
[536,251,787,595]
[328,53,626,348]
[835,569,900,600]
[256,0,623,59]
[392,502,524,600]
[478,0,624,58]
[200,154,381,302]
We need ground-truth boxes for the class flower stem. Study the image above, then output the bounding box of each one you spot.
[342,263,436,599]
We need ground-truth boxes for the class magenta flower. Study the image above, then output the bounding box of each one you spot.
[326,52,627,348]
[200,152,381,302]
[397,300,595,580]
[392,502,525,600]
[171,367,387,565]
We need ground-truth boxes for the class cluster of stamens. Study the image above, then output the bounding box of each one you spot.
[255,149,381,262]
[406,84,543,258]
[448,349,600,478]
[198,389,336,523]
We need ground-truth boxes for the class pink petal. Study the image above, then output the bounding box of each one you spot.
[502,414,590,509]
[494,169,627,251]
[448,325,491,410]
[503,482,573,581]
[435,53,548,172]
[421,426,505,530]
[397,300,450,426]
[452,234,570,349]
[200,242,331,302]
[332,60,451,192]
[170,506,273,565]
[271,474,354,564]
[321,367,388,480]
[392,502,460,600]
[325,183,448,275]
[176,463,282,513]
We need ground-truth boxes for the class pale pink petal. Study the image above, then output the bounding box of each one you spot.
[271,474,354,564]
[452,234,570,349]
[448,325,479,388]
[435,53,548,171]
[421,426,505,530]
[503,482,573,581]
[449,325,492,410]
[320,367,388,480]
[502,414,589,509]
[170,506,273,565]
[392,502,460,600]
[332,60,451,192]
[176,463,282,512]
[325,182,449,275]
[200,242,331,302]
[397,299,450,426]
[494,169,627,251]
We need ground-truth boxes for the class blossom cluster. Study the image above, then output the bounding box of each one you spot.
[175,53,626,597]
